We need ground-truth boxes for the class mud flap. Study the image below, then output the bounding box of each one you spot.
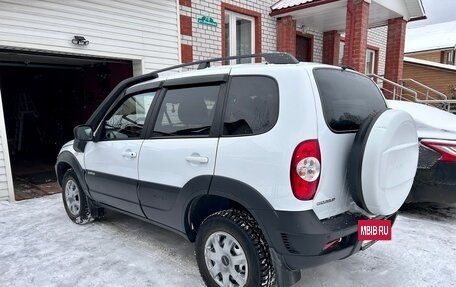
[270,248,301,287]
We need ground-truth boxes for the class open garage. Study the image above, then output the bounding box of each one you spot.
[0,50,133,198]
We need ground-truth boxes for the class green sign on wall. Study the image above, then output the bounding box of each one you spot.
[198,16,217,27]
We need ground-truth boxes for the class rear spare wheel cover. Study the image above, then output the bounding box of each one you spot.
[348,109,419,215]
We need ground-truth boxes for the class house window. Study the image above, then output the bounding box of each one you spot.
[365,49,376,75]
[442,50,455,65]
[224,10,255,63]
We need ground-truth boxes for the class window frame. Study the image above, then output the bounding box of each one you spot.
[364,45,379,75]
[224,10,255,64]
[221,3,262,64]
[442,50,455,65]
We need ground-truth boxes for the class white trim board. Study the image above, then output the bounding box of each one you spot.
[0,89,15,202]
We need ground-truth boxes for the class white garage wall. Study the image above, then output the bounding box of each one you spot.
[0,0,180,73]
[0,90,14,202]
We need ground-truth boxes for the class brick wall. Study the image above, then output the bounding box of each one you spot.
[179,0,276,64]
[277,16,296,55]
[406,51,442,63]
[403,62,456,98]
[344,0,369,72]
[384,17,407,84]
[367,26,387,76]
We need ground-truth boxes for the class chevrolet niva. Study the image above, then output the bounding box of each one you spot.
[56,53,419,287]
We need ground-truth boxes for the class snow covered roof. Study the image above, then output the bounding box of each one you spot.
[405,21,456,53]
[404,56,456,72]
[271,0,316,10]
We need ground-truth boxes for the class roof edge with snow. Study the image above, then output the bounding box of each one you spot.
[404,57,456,72]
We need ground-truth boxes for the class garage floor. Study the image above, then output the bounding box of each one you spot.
[0,194,454,287]
[13,163,60,200]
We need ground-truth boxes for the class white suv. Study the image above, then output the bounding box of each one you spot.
[56,53,419,287]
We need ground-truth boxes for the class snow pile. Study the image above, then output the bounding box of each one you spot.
[0,195,455,286]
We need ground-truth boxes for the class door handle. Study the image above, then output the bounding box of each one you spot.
[121,151,137,159]
[185,155,209,164]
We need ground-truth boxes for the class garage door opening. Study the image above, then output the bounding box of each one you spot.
[0,50,134,200]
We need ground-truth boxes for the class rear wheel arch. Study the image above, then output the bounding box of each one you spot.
[185,176,275,243]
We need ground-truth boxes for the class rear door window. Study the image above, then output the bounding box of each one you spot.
[313,68,387,132]
[223,76,279,136]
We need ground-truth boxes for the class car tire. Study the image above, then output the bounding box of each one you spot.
[195,209,275,287]
[62,170,94,224]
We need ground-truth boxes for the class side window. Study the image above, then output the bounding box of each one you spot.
[223,76,279,136]
[153,85,219,137]
[102,92,155,140]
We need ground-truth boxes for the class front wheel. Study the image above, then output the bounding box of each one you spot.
[62,170,92,224]
[195,209,275,287]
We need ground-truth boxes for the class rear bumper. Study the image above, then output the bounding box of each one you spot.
[256,209,397,270]
[407,162,456,203]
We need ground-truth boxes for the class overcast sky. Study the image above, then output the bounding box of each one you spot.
[408,0,456,28]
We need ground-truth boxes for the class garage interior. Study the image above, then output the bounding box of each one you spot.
[0,50,133,200]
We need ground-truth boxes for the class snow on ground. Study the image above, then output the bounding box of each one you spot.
[0,194,455,287]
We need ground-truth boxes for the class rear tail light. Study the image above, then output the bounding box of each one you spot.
[290,139,321,200]
[421,139,456,162]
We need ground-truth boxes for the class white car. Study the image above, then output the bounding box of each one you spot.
[387,100,456,203]
[55,53,419,287]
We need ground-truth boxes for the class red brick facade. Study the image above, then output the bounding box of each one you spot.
[276,16,296,56]
[384,17,407,92]
[180,15,192,36]
[181,44,193,63]
[323,30,340,65]
[179,0,191,7]
[343,0,369,72]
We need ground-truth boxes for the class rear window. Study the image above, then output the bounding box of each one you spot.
[313,68,387,132]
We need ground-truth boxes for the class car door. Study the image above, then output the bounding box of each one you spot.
[138,79,224,229]
[84,90,157,216]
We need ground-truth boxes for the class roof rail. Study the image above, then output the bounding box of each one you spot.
[154,52,299,73]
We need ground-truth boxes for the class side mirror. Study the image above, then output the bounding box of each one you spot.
[73,125,94,152]
[74,125,94,141]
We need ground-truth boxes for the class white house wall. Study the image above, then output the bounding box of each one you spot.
[0,0,180,73]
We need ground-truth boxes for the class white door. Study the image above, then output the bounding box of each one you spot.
[137,84,220,226]
[85,91,156,215]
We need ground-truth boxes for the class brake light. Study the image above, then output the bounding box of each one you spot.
[421,139,456,162]
[290,140,321,200]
